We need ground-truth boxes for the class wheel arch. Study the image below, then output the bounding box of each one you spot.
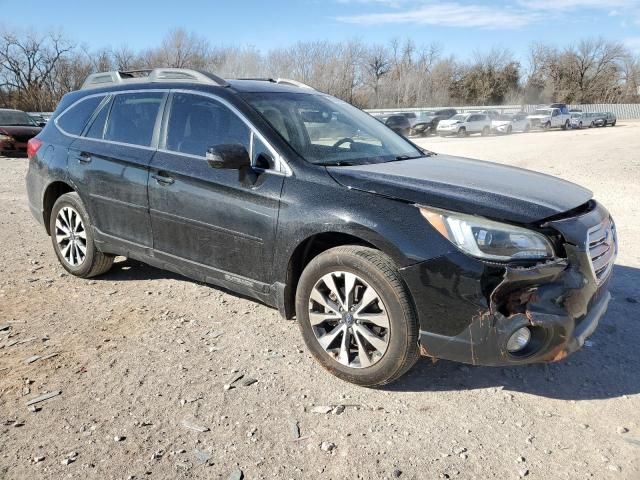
[281,230,403,319]
[42,181,76,235]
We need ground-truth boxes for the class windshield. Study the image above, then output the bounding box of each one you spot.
[241,92,424,166]
[571,113,582,118]
[534,109,552,115]
[496,114,513,121]
[450,114,467,121]
[0,110,36,126]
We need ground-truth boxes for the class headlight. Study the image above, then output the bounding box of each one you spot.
[420,207,555,261]
[0,134,14,142]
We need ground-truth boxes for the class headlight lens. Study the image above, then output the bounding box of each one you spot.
[0,133,14,142]
[420,207,555,261]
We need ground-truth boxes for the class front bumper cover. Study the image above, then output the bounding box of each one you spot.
[400,202,615,367]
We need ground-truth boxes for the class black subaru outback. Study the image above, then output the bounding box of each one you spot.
[26,69,617,386]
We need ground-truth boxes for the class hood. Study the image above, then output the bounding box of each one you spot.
[438,119,462,127]
[491,120,511,127]
[326,155,593,224]
[0,125,42,138]
[527,114,550,120]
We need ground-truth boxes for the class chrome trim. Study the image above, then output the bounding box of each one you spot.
[587,217,617,285]
[54,87,293,176]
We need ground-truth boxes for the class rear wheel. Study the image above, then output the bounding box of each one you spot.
[296,246,420,387]
[611,120,616,126]
[49,193,114,278]
[481,126,490,136]
[506,126,513,135]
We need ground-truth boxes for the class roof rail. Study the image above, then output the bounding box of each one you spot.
[233,77,315,90]
[81,68,229,90]
[275,78,315,90]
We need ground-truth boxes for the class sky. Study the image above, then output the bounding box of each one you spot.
[1,0,639,60]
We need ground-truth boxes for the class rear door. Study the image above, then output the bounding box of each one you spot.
[68,91,166,251]
[148,91,285,285]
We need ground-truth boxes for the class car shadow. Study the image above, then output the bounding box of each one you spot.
[95,257,270,305]
[386,264,640,400]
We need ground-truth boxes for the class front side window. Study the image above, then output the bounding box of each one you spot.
[104,92,164,147]
[242,92,423,166]
[57,96,103,135]
[166,93,250,157]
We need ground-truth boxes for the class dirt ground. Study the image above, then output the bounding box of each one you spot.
[1,122,639,480]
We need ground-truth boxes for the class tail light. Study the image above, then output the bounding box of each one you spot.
[27,138,44,159]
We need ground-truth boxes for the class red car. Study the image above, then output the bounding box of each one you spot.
[0,109,43,157]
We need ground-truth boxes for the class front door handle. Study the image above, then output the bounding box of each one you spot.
[152,172,175,186]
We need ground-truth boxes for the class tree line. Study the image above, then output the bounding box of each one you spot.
[1,27,639,112]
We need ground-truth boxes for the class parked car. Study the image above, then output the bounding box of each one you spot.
[594,112,617,127]
[491,113,531,134]
[436,113,491,137]
[385,114,411,136]
[26,68,617,386]
[527,108,571,130]
[570,112,586,129]
[410,109,457,136]
[28,113,48,126]
[0,108,43,157]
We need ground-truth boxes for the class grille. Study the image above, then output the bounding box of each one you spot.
[587,217,617,284]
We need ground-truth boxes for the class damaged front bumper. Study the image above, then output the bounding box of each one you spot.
[400,202,617,366]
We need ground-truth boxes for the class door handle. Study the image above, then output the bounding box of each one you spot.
[73,152,92,164]
[152,172,175,186]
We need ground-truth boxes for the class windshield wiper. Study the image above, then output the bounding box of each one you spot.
[394,154,428,161]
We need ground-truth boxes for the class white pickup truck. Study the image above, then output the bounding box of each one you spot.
[527,107,571,130]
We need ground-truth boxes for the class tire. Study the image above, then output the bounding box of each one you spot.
[578,122,583,129]
[506,126,513,135]
[49,192,114,278]
[524,124,530,133]
[561,120,569,130]
[590,121,595,128]
[457,127,467,138]
[481,126,490,136]
[543,122,551,130]
[611,121,616,127]
[295,246,420,387]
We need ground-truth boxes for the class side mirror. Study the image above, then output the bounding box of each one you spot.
[206,144,251,170]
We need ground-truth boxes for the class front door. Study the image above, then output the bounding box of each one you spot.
[148,91,284,285]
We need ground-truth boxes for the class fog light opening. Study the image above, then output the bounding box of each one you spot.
[507,327,532,353]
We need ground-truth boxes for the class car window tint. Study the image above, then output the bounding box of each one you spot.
[166,93,250,157]
[84,98,111,139]
[57,96,104,135]
[104,92,164,147]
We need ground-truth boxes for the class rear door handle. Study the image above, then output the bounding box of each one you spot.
[152,172,175,186]
[73,152,92,164]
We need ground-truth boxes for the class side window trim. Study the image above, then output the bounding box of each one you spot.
[158,89,291,177]
[54,88,169,151]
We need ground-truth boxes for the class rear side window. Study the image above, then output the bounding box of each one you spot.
[57,96,104,135]
[104,92,164,147]
[165,93,250,157]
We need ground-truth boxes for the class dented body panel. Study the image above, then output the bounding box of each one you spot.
[402,201,616,366]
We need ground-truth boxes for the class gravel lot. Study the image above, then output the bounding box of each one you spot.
[1,122,639,480]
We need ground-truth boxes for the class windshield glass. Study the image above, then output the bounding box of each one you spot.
[450,114,467,121]
[534,109,552,115]
[241,92,424,166]
[0,110,36,126]
[496,114,513,121]
[571,113,582,118]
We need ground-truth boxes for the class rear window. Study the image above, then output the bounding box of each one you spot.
[57,96,104,135]
[104,92,164,147]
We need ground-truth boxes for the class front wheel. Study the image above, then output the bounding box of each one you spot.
[543,122,551,130]
[457,127,467,138]
[49,192,114,278]
[296,246,420,387]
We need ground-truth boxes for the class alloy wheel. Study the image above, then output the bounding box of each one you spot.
[55,206,87,266]
[308,271,390,368]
